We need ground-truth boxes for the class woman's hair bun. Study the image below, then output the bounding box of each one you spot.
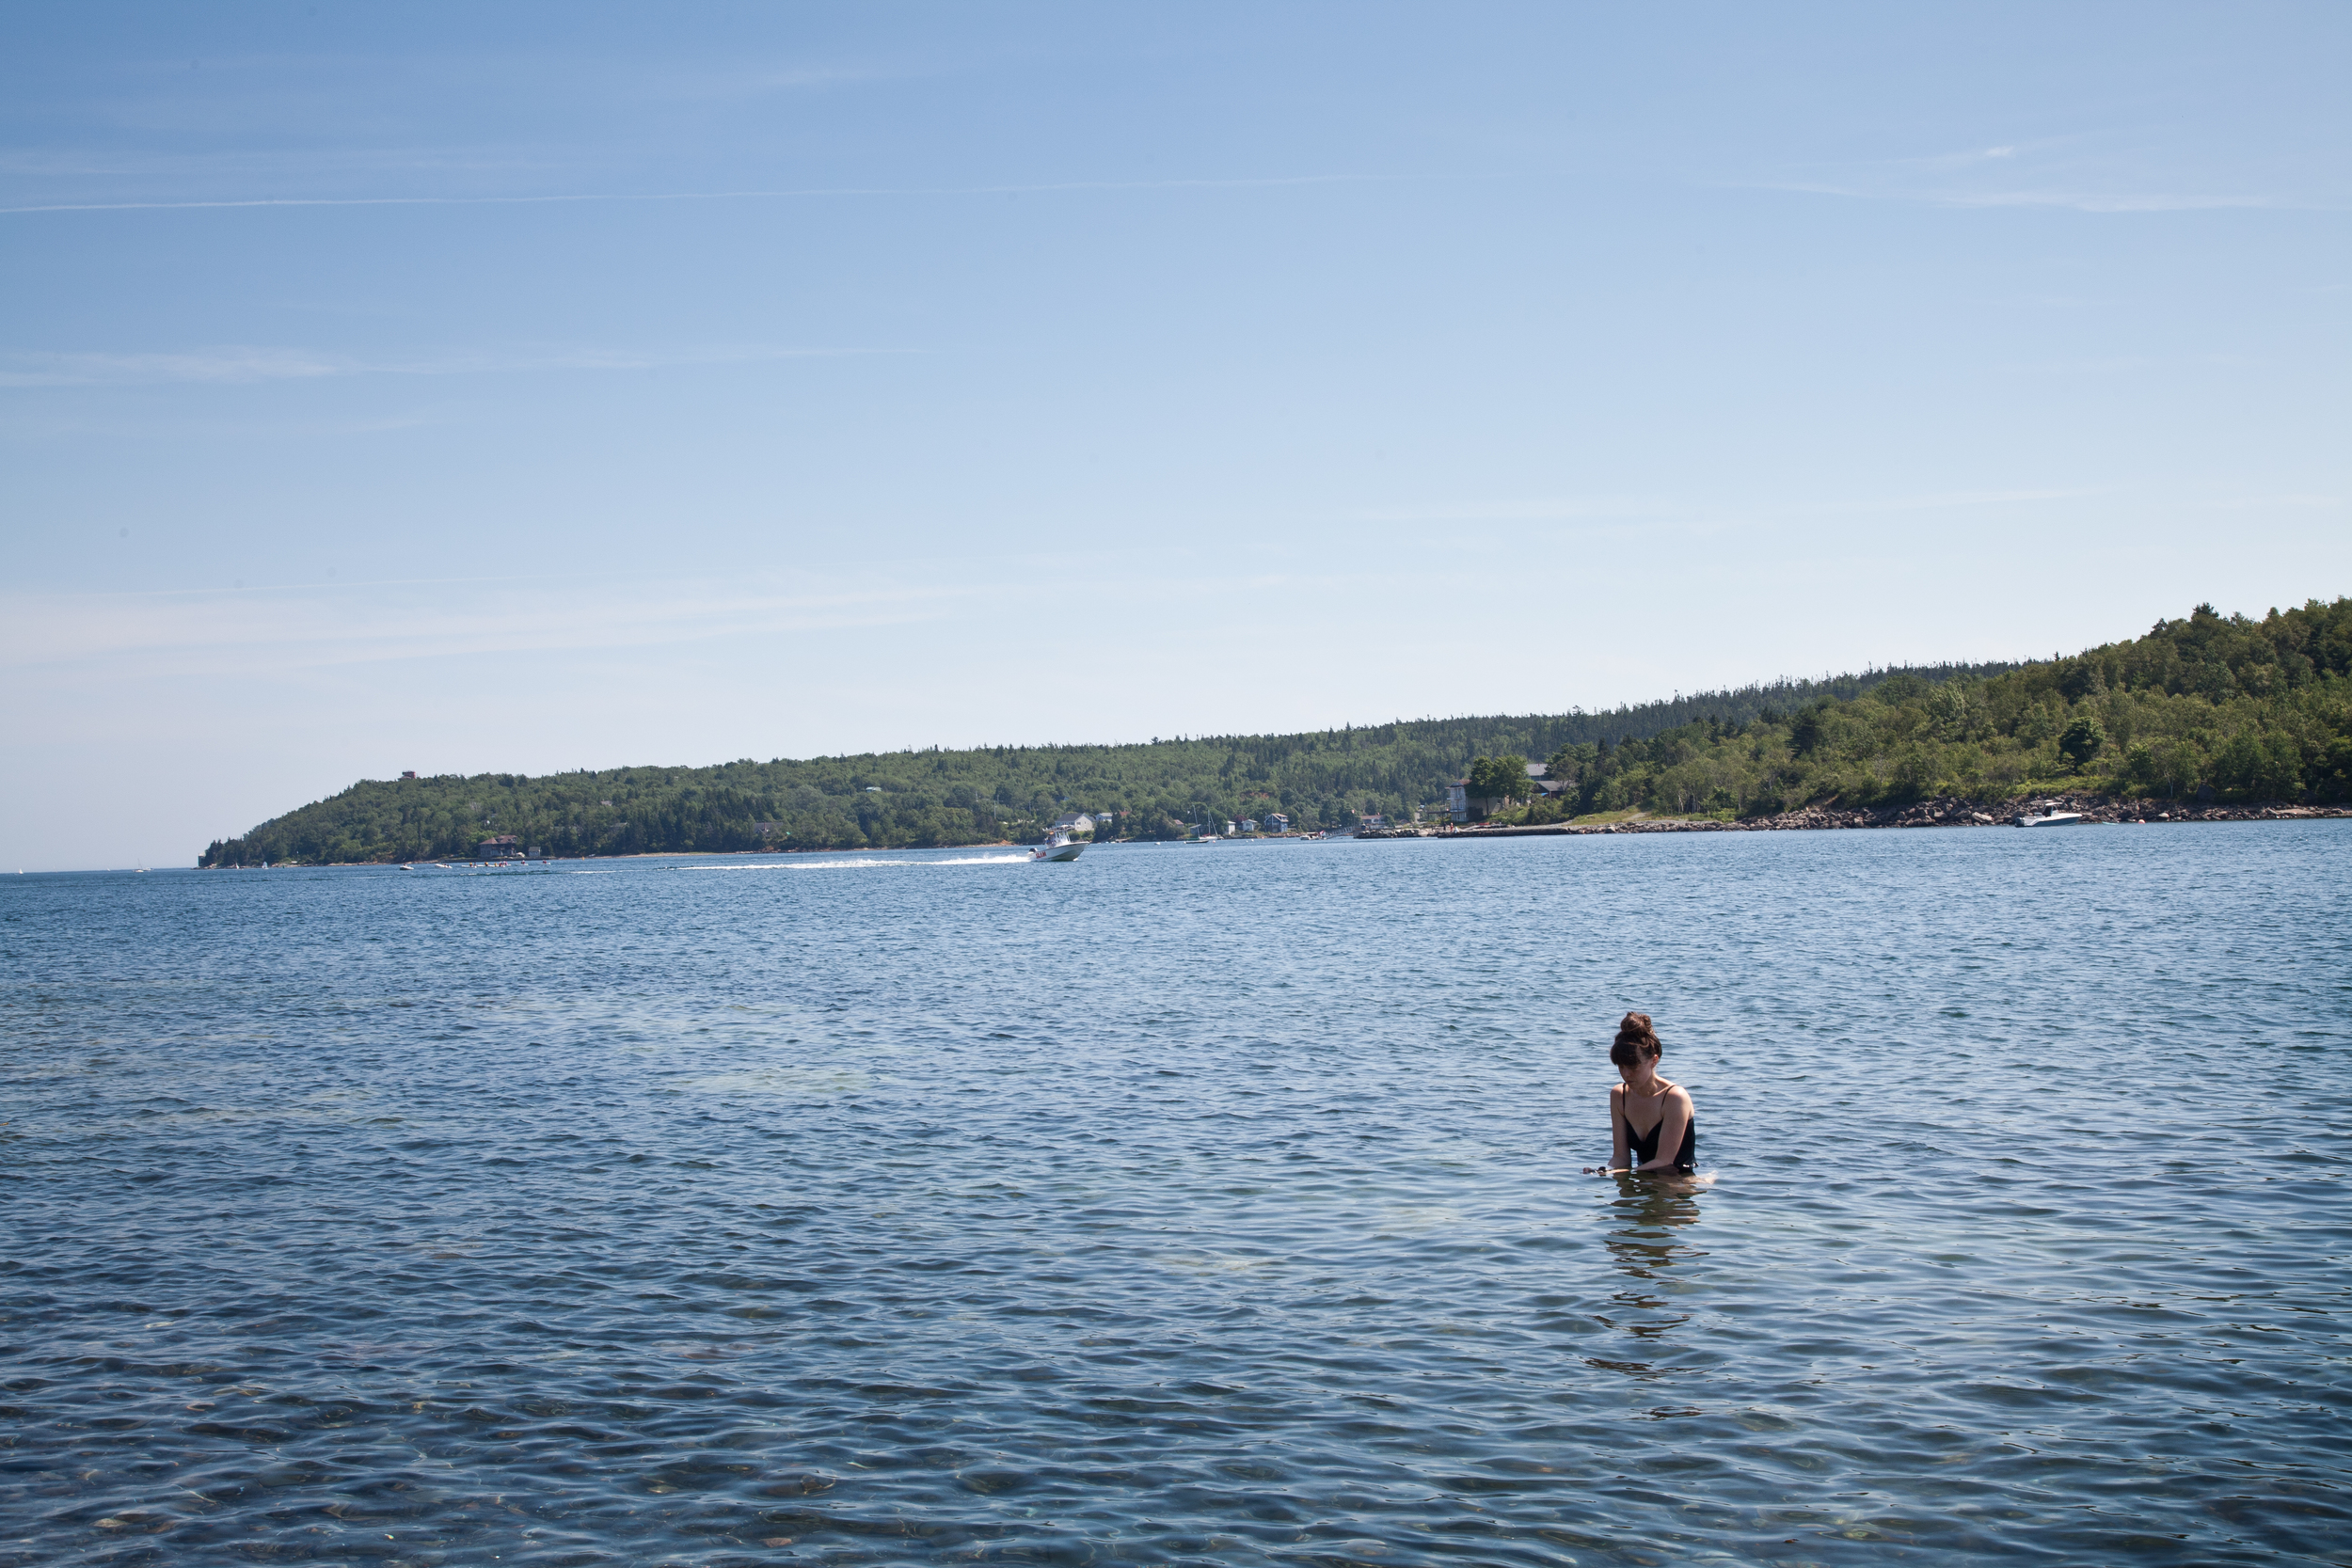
[1611,1010,1662,1065]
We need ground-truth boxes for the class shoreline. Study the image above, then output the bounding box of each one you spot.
[1376,794,2351,838]
[190,803,2352,868]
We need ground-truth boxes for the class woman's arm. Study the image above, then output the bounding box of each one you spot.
[1634,1088,1691,1172]
[1587,1085,1633,1174]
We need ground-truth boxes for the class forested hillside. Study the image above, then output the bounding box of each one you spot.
[1496,598,2350,823]
[195,660,2007,864]
[196,597,2348,864]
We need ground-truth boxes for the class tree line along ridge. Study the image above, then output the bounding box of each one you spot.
[198,597,2351,865]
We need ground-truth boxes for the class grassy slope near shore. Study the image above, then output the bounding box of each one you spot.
[197,598,2347,865]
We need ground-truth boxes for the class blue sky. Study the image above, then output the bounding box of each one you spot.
[4,4,2346,870]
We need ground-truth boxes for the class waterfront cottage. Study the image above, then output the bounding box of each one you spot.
[1453,761,1561,821]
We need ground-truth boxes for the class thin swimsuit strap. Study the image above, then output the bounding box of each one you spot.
[1621,1081,1676,1133]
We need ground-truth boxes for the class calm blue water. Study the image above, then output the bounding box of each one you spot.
[4,825,2348,1567]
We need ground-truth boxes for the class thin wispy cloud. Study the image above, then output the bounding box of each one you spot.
[631,58,939,103]
[0,578,986,676]
[0,174,1379,217]
[2006,353,2266,376]
[1865,485,2102,511]
[1770,180,2280,214]
[0,144,568,182]
[0,346,341,388]
[2204,491,2344,513]
[1,561,1460,683]
[1754,135,2296,214]
[1908,143,2026,171]
[1344,485,2103,528]
[0,342,895,388]
[1344,497,1680,525]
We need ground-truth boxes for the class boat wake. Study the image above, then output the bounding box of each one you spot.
[680,855,1030,871]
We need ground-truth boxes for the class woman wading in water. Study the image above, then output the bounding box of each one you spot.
[1584,1011,1696,1175]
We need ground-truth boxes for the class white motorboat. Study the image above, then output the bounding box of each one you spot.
[1031,831,1086,863]
[2014,810,2085,828]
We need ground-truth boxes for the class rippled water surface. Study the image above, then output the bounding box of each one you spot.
[5,825,2349,1566]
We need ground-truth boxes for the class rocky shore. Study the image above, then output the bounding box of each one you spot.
[1365,794,2351,839]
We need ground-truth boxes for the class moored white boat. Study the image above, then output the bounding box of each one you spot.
[2013,810,2085,828]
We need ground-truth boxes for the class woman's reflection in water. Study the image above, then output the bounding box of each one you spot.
[1604,1171,1708,1285]
[1592,1171,1713,1367]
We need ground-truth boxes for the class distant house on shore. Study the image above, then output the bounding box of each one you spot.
[476,834,521,859]
[1239,818,1259,833]
[1451,761,1565,822]
[1265,813,1290,832]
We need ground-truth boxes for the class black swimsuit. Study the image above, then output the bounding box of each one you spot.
[1623,1093,1696,1172]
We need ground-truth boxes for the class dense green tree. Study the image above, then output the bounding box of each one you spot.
[1466,754,1531,808]
[2058,715,2106,772]
[1789,702,1829,757]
